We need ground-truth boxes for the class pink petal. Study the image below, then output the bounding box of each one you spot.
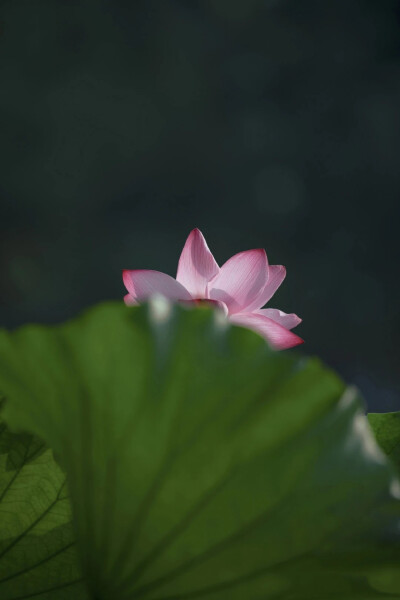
[122,270,192,302]
[248,265,286,310]
[176,228,219,298]
[255,308,302,330]
[229,312,304,350]
[208,249,269,314]
[124,293,138,306]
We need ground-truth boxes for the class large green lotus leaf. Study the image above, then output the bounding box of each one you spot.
[369,412,400,473]
[0,419,88,599]
[0,301,399,599]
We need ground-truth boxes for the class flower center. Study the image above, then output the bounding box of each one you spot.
[192,299,211,306]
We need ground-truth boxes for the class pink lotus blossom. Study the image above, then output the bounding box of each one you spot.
[123,229,303,350]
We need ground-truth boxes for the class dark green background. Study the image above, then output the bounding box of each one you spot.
[0,0,399,411]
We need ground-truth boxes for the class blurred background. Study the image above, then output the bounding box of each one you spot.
[0,0,399,411]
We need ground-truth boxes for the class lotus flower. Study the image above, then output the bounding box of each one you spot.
[123,229,303,350]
